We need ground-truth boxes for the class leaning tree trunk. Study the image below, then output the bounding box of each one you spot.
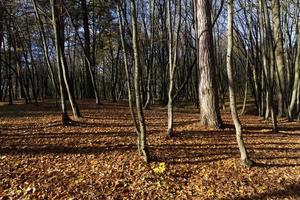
[50,0,70,125]
[63,3,100,105]
[32,0,59,96]
[56,0,81,119]
[227,0,253,167]
[196,0,223,128]
[117,1,139,132]
[131,0,149,162]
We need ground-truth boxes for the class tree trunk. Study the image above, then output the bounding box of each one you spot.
[117,2,139,132]
[81,0,94,99]
[131,0,149,162]
[51,0,72,124]
[288,20,300,120]
[166,0,181,138]
[32,0,59,96]
[196,0,223,128]
[260,0,278,132]
[227,0,253,167]
[272,0,287,117]
[63,4,100,104]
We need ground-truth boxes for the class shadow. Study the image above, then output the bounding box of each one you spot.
[0,144,136,155]
[0,130,136,141]
[244,124,300,133]
[235,183,300,200]
[1,100,300,171]
[149,142,240,165]
[0,121,62,131]
[253,162,300,168]
[150,129,300,166]
[174,119,200,127]
[173,130,235,139]
[70,120,133,128]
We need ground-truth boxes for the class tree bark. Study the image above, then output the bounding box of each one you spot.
[81,0,94,99]
[272,0,287,117]
[32,0,59,96]
[196,0,223,128]
[227,0,253,167]
[50,0,70,124]
[166,0,181,138]
[131,0,149,162]
[260,0,278,132]
[288,20,300,120]
[117,1,139,132]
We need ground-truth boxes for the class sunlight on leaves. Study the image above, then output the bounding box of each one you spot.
[152,162,166,175]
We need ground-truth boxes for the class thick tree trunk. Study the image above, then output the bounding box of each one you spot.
[272,0,286,117]
[81,0,94,99]
[196,0,222,128]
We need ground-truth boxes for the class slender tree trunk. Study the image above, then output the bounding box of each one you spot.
[62,4,100,104]
[166,0,181,138]
[117,2,139,132]
[143,0,155,110]
[131,0,149,162]
[227,0,253,167]
[32,0,59,96]
[51,0,72,124]
[261,0,278,132]
[288,20,300,120]
[56,0,81,119]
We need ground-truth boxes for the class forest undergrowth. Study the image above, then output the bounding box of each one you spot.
[0,100,300,199]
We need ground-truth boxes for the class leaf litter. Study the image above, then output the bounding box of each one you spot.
[0,100,300,199]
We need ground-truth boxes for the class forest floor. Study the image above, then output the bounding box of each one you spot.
[0,100,300,200]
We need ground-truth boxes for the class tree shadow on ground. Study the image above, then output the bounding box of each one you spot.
[0,144,136,155]
[0,121,62,131]
[150,128,300,167]
[234,183,300,200]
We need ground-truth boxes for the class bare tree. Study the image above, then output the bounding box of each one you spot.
[131,0,149,162]
[51,0,81,123]
[227,0,253,167]
[166,0,181,138]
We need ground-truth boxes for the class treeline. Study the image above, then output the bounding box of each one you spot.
[0,0,299,165]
